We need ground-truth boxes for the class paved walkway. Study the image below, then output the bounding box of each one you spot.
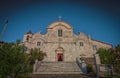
[34,62,83,74]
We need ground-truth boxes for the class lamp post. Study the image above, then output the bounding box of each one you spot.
[93,46,100,78]
[89,35,99,78]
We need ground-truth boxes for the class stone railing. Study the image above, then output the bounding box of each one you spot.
[33,60,42,73]
[76,57,87,74]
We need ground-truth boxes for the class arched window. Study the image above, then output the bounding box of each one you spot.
[26,35,29,41]
[80,42,84,46]
[58,29,62,37]
[37,42,41,46]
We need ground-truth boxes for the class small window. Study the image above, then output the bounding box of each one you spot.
[26,35,29,41]
[93,45,97,50]
[24,47,28,51]
[80,42,83,46]
[58,29,62,37]
[37,42,41,46]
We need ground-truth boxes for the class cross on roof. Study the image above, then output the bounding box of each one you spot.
[58,16,62,20]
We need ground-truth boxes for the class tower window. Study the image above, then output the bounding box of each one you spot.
[58,29,62,37]
[26,35,29,41]
[37,42,41,46]
[80,42,84,46]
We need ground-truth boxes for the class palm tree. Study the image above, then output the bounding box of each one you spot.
[29,48,46,65]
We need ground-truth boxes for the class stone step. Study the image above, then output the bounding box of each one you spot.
[30,74,95,78]
[35,62,82,74]
[34,71,82,74]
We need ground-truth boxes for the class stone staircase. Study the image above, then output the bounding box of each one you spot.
[30,62,94,78]
[34,62,82,74]
[30,74,94,78]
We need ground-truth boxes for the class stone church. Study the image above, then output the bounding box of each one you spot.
[23,20,112,62]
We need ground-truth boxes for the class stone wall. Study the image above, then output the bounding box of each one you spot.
[23,21,112,62]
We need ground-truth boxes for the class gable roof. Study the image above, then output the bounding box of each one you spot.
[92,39,113,47]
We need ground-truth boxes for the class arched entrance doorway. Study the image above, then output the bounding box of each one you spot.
[55,47,64,62]
[57,53,63,61]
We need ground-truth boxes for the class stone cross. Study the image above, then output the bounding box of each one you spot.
[59,16,62,20]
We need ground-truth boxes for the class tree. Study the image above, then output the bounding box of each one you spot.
[0,41,31,78]
[97,44,120,76]
[114,44,120,73]
[96,48,115,65]
[97,44,120,66]
[29,48,46,65]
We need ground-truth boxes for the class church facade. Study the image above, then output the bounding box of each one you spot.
[23,21,112,62]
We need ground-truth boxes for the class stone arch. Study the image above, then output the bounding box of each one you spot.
[55,47,64,61]
[47,21,73,29]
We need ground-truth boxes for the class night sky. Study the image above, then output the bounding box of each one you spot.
[0,0,120,46]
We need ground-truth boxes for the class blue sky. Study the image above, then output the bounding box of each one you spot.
[0,0,120,46]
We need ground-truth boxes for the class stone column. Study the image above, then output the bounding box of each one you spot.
[33,59,38,73]
[94,54,101,78]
